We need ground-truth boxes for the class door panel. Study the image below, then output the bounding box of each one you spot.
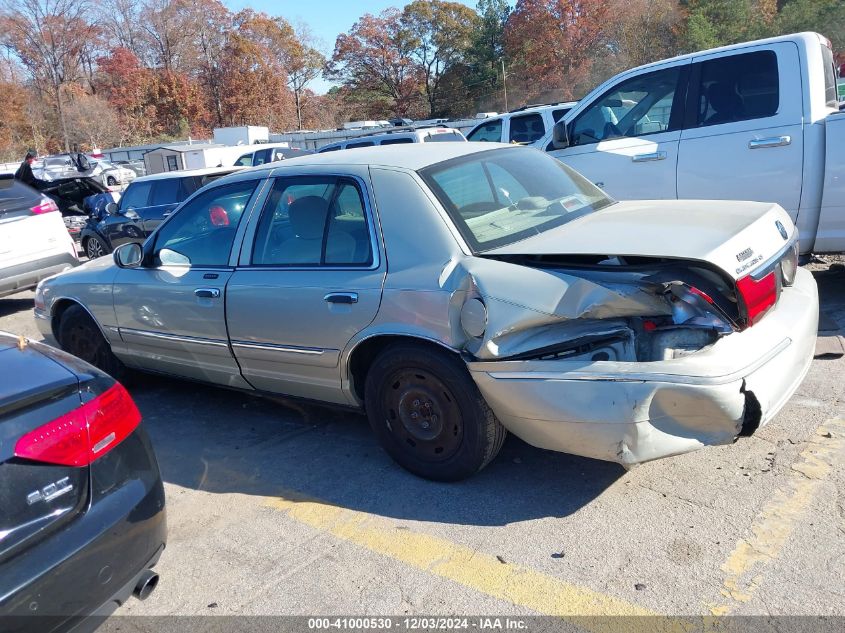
[677,43,804,219]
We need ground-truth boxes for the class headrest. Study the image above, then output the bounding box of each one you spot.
[288,195,329,240]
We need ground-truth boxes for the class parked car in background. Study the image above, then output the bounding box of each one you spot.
[465,103,577,145]
[92,159,137,187]
[79,166,241,259]
[30,175,115,243]
[233,144,311,167]
[0,331,165,631]
[34,144,816,481]
[113,159,147,177]
[0,176,78,298]
[317,126,466,152]
[543,31,845,255]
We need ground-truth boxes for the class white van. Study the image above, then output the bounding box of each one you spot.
[0,176,78,298]
[465,103,577,145]
[317,127,466,153]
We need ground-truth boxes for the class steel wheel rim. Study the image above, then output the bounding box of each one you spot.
[87,239,104,258]
[382,368,463,461]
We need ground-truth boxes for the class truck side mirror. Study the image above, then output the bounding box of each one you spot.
[552,120,570,150]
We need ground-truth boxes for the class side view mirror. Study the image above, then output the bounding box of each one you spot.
[552,120,571,150]
[106,202,119,215]
[113,242,143,269]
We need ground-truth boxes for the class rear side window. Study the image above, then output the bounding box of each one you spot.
[120,181,152,210]
[380,138,414,145]
[467,119,502,142]
[821,44,838,108]
[508,113,545,143]
[319,145,340,152]
[693,50,779,127]
[424,132,465,142]
[149,178,181,206]
[347,141,375,149]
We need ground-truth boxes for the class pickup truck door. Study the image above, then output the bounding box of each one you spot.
[549,63,689,200]
[227,174,384,406]
[677,43,804,221]
[112,179,260,387]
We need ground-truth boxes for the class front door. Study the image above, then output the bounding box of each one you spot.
[676,44,804,221]
[550,63,689,200]
[227,174,384,405]
[112,178,261,387]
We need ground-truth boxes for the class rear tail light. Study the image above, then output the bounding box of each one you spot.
[737,271,777,327]
[780,241,799,286]
[31,197,59,215]
[14,383,141,467]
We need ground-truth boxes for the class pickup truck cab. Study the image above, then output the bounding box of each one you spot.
[542,32,844,254]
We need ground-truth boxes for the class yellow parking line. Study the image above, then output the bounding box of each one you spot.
[264,494,656,620]
[710,418,845,615]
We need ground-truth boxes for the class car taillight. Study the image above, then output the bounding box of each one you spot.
[31,198,59,215]
[737,271,777,327]
[14,383,141,467]
[780,241,799,286]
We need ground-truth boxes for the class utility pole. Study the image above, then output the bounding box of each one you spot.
[501,60,508,111]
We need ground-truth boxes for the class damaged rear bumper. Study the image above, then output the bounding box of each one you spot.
[467,268,818,465]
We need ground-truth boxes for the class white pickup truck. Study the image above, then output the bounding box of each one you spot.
[541,32,844,254]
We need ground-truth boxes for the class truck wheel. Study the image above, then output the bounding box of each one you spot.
[85,236,108,259]
[364,343,506,481]
[58,305,128,381]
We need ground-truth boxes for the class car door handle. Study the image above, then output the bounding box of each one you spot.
[748,136,791,149]
[632,151,667,163]
[324,292,358,304]
[194,288,220,299]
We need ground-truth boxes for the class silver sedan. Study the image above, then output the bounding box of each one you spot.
[34,144,818,480]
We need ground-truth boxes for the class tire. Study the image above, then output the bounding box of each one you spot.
[58,304,128,381]
[106,176,117,186]
[364,343,506,481]
[84,235,108,259]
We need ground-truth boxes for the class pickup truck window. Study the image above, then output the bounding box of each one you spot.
[692,50,778,127]
[569,66,682,146]
[467,119,503,142]
[821,44,838,108]
[509,113,544,144]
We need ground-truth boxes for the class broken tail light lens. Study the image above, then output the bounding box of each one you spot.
[31,197,59,215]
[14,383,141,467]
[737,271,777,327]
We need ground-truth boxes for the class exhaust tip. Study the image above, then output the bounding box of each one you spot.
[133,569,159,601]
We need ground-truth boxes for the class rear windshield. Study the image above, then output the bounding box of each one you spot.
[424,131,465,142]
[419,147,615,252]
[0,177,41,216]
[821,43,839,108]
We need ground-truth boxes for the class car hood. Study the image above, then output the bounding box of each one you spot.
[482,199,795,280]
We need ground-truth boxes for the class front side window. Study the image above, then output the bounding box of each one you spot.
[420,147,615,251]
[120,181,152,210]
[347,141,375,149]
[692,51,779,127]
[552,107,572,122]
[570,67,682,146]
[508,113,544,144]
[153,180,257,267]
[251,177,373,267]
[234,153,253,167]
[467,119,502,142]
[380,137,413,145]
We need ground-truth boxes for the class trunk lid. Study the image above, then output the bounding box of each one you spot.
[483,199,795,280]
[0,335,89,561]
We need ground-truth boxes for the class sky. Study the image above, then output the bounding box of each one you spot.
[224,0,478,93]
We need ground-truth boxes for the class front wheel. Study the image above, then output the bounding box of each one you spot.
[58,304,128,381]
[364,343,506,481]
[84,235,108,259]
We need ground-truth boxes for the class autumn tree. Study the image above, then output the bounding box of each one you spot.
[504,0,610,103]
[0,0,99,150]
[327,9,423,117]
[402,0,479,116]
[282,24,326,130]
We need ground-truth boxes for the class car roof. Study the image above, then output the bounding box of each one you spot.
[223,142,513,180]
[132,166,243,183]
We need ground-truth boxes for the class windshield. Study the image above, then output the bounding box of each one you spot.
[418,147,614,251]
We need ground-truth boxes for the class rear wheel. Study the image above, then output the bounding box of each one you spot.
[58,305,128,381]
[364,343,506,481]
[84,235,108,259]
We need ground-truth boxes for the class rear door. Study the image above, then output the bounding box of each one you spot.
[227,173,384,405]
[677,44,804,219]
[507,112,546,144]
[550,63,689,199]
[0,341,88,563]
[112,178,260,385]
[140,177,184,234]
